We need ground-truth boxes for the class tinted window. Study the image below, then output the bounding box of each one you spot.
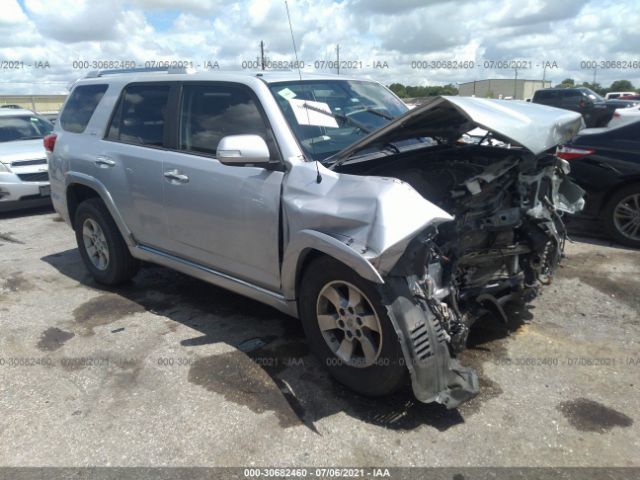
[0,115,53,142]
[562,90,582,99]
[60,84,108,133]
[179,84,272,157]
[107,84,170,147]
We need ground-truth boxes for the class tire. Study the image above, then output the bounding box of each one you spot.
[602,184,640,249]
[74,198,140,285]
[298,256,407,396]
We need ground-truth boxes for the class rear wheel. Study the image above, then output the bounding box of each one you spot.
[74,198,139,285]
[602,184,640,249]
[298,256,407,396]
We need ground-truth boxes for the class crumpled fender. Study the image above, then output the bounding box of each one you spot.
[281,161,453,285]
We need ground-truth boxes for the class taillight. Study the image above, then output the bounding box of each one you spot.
[556,145,595,160]
[613,112,621,118]
[43,134,57,152]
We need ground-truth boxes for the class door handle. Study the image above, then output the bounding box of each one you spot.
[95,156,115,168]
[164,169,190,184]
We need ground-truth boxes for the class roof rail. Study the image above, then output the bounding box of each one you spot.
[84,66,192,78]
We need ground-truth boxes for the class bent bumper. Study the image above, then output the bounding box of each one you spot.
[379,277,479,409]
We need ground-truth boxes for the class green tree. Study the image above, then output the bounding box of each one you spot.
[581,82,606,96]
[608,80,635,93]
[555,78,575,88]
[388,83,408,98]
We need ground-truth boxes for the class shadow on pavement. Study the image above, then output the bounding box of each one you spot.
[42,247,532,433]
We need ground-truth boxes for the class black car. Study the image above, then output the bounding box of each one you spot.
[559,121,640,248]
[532,87,615,127]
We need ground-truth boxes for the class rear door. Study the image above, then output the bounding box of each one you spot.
[99,82,177,249]
[161,82,284,291]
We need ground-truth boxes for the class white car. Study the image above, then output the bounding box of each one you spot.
[607,105,640,129]
[605,91,636,100]
[0,108,53,211]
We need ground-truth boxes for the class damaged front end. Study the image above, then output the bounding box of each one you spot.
[328,96,586,408]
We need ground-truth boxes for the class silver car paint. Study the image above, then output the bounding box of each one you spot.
[50,72,585,308]
[0,138,50,205]
[49,71,585,408]
[333,96,585,162]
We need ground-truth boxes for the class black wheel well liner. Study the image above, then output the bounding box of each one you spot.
[66,183,101,229]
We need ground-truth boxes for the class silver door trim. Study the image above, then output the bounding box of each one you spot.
[133,244,298,317]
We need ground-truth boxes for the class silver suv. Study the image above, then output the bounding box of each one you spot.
[0,108,54,211]
[48,69,585,408]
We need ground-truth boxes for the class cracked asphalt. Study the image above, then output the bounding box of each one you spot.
[0,207,639,467]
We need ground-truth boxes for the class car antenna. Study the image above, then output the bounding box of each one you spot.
[285,0,322,184]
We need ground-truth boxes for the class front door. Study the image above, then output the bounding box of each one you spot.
[161,83,284,291]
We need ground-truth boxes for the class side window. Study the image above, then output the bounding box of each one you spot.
[60,84,108,133]
[107,84,170,147]
[179,84,276,158]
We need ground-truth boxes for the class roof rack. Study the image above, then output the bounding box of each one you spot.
[84,66,192,78]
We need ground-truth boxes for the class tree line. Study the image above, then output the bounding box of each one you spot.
[388,80,638,98]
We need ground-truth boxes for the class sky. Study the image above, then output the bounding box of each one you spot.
[0,0,638,94]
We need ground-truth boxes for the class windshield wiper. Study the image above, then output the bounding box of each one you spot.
[351,107,394,120]
[300,102,373,134]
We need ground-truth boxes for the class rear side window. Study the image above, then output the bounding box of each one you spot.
[60,84,108,133]
[179,84,274,157]
[534,90,557,101]
[107,84,170,147]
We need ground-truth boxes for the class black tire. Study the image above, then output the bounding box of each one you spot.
[602,184,640,249]
[74,198,140,285]
[298,256,407,396]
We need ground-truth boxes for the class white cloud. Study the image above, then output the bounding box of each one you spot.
[0,0,639,95]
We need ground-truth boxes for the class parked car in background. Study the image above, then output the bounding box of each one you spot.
[47,70,585,408]
[608,105,640,129]
[559,121,640,248]
[0,108,54,211]
[605,98,640,109]
[605,91,636,100]
[532,87,615,127]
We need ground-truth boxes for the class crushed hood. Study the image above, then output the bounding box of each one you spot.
[331,96,585,163]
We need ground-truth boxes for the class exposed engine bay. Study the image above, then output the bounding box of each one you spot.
[333,141,585,405]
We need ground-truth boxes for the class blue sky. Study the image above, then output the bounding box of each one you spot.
[1,0,639,94]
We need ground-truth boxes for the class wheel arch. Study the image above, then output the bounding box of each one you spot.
[281,229,384,303]
[65,173,135,247]
[599,177,640,216]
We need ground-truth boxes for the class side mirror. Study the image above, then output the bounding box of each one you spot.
[216,134,271,165]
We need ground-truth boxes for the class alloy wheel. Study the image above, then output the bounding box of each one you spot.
[613,193,640,241]
[82,218,110,271]
[315,281,383,368]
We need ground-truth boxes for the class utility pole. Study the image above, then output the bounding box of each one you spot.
[336,44,340,75]
[260,41,265,70]
[514,67,518,99]
[593,68,597,86]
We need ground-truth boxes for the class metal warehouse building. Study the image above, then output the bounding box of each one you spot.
[0,95,66,113]
[457,79,551,100]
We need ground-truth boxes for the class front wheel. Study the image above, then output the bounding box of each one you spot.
[74,198,140,285]
[298,256,407,396]
[602,184,640,249]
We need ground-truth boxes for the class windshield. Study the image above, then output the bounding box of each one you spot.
[580,88,605,102]
[0,115,53,142]
[268,80,408,161]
